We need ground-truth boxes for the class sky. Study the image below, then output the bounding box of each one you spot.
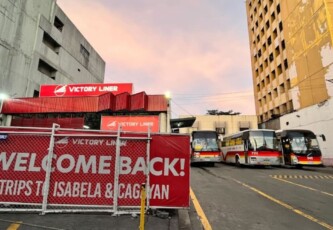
[57,0,255,118]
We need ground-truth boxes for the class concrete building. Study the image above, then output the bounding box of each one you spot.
[246,0,333,165]
[0,0,105,98]
[178,115,258,136]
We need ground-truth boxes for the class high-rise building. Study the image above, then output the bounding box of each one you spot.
[246,0,333,165]
[0,0,105,98]
[246,0,333,126]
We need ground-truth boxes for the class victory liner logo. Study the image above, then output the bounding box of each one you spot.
[54,85,67,97]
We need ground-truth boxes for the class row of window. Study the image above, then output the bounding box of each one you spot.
[258,81,290,104]
[256,60,288,90]
[258,100,293,123]
[38,15,90,80]
[249,0,279,19]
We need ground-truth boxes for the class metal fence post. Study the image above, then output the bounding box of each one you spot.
[112,125,122,215]
[41,123,59,215]
[145,126,151,209]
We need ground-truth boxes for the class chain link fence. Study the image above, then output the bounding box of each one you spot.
[0,125,151,215]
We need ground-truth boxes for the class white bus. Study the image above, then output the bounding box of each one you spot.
[221,129,283,166]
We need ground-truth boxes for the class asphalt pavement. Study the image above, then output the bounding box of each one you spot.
[0,209,192,230]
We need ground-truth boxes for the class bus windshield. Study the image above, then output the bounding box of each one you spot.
[192,132,219,151]
[249,130,279,151]
[287,131,320,155]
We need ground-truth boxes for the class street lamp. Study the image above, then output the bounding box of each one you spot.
[0,93,9,113]
[164,91,171,133]
[0,93,9,126]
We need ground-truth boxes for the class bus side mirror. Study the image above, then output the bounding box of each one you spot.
[319,134,326,142]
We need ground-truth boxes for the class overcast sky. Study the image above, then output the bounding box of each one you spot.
[57,0,255,117]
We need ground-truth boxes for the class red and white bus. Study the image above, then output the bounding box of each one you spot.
[221,129,283,166]
[191,130,222,166]
[275,129,325,167]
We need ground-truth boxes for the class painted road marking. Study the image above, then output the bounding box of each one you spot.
[0,218,64,230]
[6,221,22,230]
[270,176,333,197]
[271,175,333,179]
[190,187,212,230]
[231,178,333,230]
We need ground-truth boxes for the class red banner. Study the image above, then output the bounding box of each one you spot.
[101,116,160,132]
[0,129,190,208]
[39,83,133,97]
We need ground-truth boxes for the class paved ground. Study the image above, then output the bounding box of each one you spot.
[0,209,187,230]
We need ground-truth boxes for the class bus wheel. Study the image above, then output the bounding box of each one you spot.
[235,156,241,167]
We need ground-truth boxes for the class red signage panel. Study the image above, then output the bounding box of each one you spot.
[39,83,133,97]
[101,116,160,132]
[0,129,190,208]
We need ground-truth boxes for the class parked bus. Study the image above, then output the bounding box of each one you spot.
[221,129,283,166]
[275,129,324,167]
[191,130,222,166]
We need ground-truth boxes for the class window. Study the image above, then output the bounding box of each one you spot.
[33,90,39,97]
[263,43,267,52]
[266,75,270,84]
[284,59,288,69]
[277,64,282,75]
[266,20,270,29]
[273,29,278,39]
[268,36,272,45]
[275,46,280,57]
[279,83,285,93]
[279,22,283,31]
[38,59,57,80]
[280,103,287,114]
[216,128,225,135]
[54,16,64,32]
[269,53,274,62]
[80,44,90,60]
[286,79,291,89]
[42,32,61,54]
[277,4,281,14]
[273,88,278,98]
[271,70,276,79]
[281,40,286,49]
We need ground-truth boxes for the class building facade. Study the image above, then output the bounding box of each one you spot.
[246,0,333,124]
[0,0,105,98]
[178,115,258,136]
[246,0,333,165]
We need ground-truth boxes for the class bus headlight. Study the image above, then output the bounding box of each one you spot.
[194,152,200,158]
